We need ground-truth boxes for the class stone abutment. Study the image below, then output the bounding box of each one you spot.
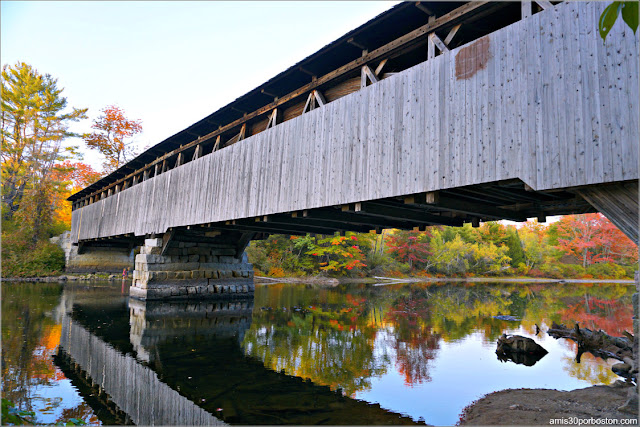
[130,237,254,300]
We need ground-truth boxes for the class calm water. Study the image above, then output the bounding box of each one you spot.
[1,280,634,425]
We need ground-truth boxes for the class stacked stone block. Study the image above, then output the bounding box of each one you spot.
[51,231,134,273]
[130,238,254,300]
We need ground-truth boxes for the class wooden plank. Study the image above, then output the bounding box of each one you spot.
[534,0,553,10]
[444,24,461,46]
[414,2,434,16]
[192,144,202,161]
[266,108,278,129]
[374,59,388,76]
[313,90,326,106]
[238,123,246,142]
[362,65,379,84]
[469,35,478,186]
[521,1,532,19]
[427,16,436,59]
[212,135,222,152]
[541,6,560,188]
[622,5,640,181]
[303,91,314,113]
[565,2,583,186]
[429,32,449,53]
[428,53,440,189]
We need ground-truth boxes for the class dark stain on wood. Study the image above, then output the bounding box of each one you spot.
[455,36,491,80]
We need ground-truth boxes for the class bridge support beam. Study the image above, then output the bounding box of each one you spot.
[576,181,638,245]
[130,236,254,300]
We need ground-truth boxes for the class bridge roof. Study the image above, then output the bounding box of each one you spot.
[70,1,520,202]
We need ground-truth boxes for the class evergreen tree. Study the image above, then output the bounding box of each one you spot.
[1,62,86,237]
[505,229,525,267]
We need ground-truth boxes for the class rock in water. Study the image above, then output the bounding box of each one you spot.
[493,315,520,321]
[612,362,632,376]
[496,334,548,357]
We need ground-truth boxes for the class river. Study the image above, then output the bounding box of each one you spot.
[1,280,634,425]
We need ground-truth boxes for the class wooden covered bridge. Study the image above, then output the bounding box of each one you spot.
[68,1,639,299]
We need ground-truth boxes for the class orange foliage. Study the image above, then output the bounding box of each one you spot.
[50,161,102,227]
[40,324,62,351]
[268,266,286,277]
[84,105,142,173]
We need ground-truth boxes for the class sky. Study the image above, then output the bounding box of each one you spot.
[1,1,399,169]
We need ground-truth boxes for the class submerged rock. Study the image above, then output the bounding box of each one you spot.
[496,334,548,366]
[493,315,520,321]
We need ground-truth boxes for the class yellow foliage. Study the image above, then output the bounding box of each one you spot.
[268,267,286,277]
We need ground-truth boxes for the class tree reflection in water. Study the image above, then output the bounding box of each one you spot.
[1,283,101,425]
[242,281,634,395]
[2,280,633,425]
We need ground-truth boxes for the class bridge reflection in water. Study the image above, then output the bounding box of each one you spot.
[56,291,420,425]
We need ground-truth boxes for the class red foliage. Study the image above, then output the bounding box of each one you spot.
[556,213,637,267]
[386,230,433,269]
[84,105,143,172]
[559,296,633,336]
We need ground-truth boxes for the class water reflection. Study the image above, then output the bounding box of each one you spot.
[496,349,548,367]
[1,283,104,425]
[1,280,633,425]
[241,282,631,424]
[128,298,253,363]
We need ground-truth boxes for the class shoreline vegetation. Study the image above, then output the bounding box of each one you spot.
[3,215,638,282]
[3,274,636,285]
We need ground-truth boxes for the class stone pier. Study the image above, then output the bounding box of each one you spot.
[130,237,254,300]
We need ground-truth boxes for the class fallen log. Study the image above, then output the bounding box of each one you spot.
[547,322,635,366]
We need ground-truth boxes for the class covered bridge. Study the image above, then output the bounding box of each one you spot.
[67,1,639,299]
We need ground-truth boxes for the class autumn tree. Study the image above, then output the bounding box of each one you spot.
[386,229,433,269]
[1,62,87,237]
[478,222,508,246]
[556,213,637,268]
[519,219,549,270]
[50,161,102,227]
[308,234,367,275]
[83,105,142,173]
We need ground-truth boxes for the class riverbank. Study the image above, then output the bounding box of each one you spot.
[459,383,638,425]
[4,273,635,285]
[254,275,636,285]
[2,274,127,283]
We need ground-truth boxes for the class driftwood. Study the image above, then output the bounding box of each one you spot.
[547,322,635,373]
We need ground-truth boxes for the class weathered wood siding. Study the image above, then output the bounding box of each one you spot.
[59,313,225,426]
[71,2,638,243]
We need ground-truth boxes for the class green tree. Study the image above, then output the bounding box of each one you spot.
[478,222,508,246]
[505,229,525,267]
[1,62,86,237]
